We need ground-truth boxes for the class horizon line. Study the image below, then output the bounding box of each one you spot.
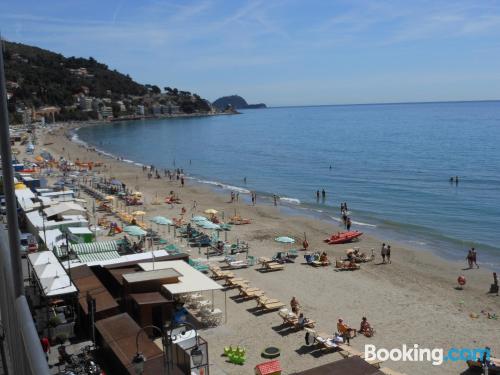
[263,99,500,109]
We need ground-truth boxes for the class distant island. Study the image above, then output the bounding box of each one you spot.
[213,95,267,111]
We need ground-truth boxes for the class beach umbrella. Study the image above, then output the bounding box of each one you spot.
[204,209,218,215]
[123,225,147,236]
[151,216,173,225]
[105,195,115,201]
[132,210,146,216]
[275,236,295,244]
[192,216,208,222]
[132,191,143,197]
[110,179,121,185]
[202,222,221,230]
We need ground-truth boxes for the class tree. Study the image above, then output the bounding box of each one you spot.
[151,85,161,94]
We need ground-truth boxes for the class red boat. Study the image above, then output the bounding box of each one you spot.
[324,231,363,244]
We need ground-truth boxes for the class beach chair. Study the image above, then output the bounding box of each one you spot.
[239,287,265,299]
[335,260,360,271]
[265,262,285,271]
[305,329,338,352]
[379,367,408,375]
[278,309,315,329]
[336,344,383,367]
[225,278,249,288]
[257,296,285,311]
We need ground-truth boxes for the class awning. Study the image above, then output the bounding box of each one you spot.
[28,251,77,297]
[71,241,118,254]
[77,251,121,263]
[139,260,222,295]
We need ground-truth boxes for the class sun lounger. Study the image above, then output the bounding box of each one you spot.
[335,260,360,271]
[239,287,265,299]
[311,260,330,267]
[278,309,315,329]
[225,278,249,288]
[306,329,338,351]
[260,300,285,311]
[379,367,408,375]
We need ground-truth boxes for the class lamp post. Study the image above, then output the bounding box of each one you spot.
[133,325,166,375]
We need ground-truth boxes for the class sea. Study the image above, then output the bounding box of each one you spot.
[76,101,500,269]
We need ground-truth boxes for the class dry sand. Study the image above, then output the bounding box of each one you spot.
[31,123,499,375]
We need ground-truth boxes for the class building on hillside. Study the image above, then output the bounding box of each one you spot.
[136,105,145,116]
[34,106,60,123]
[100,106,113,119]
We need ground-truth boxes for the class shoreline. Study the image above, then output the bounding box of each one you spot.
[71,120,500,271]
[34,122,499,374]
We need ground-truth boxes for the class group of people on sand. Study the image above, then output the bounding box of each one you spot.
[290,297,374,343]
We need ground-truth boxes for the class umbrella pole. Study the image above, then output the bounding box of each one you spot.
[225,290,227,323]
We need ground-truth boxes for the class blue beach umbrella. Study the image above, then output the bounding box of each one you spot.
[192,216,208,222]
[275,236,295,244]
[151,216,173,225]
[201,222,221,230]
[123,225,147,236]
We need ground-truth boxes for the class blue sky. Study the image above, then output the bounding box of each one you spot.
[1,0,500,106]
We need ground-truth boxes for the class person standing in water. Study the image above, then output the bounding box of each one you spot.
[243,177,247,184]
[322,189,326,199]
[316,190,320,201]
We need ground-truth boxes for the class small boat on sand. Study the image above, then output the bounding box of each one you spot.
[324,231,363,244]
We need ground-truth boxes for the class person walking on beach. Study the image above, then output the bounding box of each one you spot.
[180,176,184,187]
[386,245,391,264]
[346,217,352,231]
[251,192,255,205]
[381,243,387,264]
[236,192,240,202]
[466,249,474,269]
[230,191,235,203]
[471,248,479,268]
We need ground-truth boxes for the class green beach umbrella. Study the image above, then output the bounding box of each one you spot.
[123,225,147,236]
[151,216,173,225]
[192,216,208,222]
[201,222,221,230]
[275,236,295,244]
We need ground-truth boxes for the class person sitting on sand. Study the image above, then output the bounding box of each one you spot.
[319,252,329,264]
[337,318,356,344]
[291,297,300,315]
[359,317,374,337]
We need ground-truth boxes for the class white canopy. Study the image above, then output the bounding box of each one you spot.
[28,251,77,297]
[139,260,222,295]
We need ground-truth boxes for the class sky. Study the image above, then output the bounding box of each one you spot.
[1,0,500,106]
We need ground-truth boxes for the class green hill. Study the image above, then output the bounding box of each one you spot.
[2,40,211,121]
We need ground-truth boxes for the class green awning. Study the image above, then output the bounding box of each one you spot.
[71,241,118,254]
[77,251,121,263]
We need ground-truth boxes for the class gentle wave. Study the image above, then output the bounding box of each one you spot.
[280,197,301,205]
[196,179,251,194]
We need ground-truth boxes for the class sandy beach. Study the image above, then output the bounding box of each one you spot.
[31,123,499,375]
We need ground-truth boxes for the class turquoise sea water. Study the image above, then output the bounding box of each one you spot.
[76,101,500,268]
